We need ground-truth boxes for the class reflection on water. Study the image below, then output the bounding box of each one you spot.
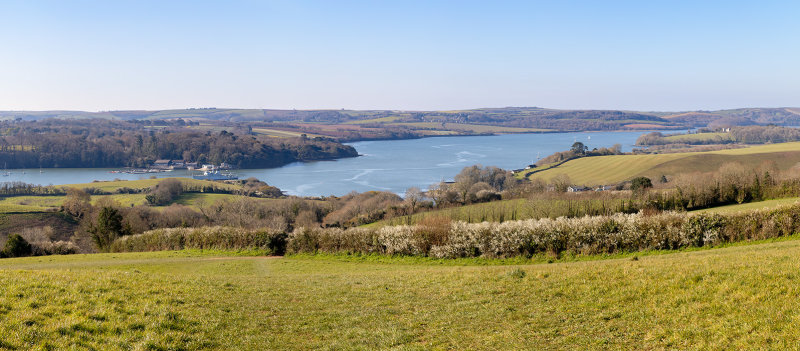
[2,131,650,196]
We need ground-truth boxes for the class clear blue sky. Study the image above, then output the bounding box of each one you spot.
[0,0,798,111]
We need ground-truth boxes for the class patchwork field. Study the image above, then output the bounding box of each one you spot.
[529,142,800,186]
[2,239,800,349]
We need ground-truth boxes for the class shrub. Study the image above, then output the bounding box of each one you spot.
[631,177,653,191]
[32,241,79,255]
[89,206,130,251]
[3,234,32,258]
[111,226,287,255]
[146,178,184,205]
[111,204,800,260]
[507,268,527,279]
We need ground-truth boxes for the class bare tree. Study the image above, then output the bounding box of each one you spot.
[404,187,423,213]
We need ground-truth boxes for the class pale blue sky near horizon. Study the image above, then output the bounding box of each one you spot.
[0,0,798,112]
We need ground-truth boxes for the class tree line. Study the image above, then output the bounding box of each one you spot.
[0,119,357,168]
[636,126,800,146]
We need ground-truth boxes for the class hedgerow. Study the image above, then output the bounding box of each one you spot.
[112,205,800,258]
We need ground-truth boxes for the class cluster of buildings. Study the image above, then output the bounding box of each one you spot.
[567,185,614,192]
[151,160,233,171]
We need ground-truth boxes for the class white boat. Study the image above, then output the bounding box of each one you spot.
[192,170,238,180]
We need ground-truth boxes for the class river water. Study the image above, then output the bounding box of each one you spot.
[1,131,651,196]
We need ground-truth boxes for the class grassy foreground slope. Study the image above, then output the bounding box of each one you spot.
[530,141,800,185]
[3,241,800,349]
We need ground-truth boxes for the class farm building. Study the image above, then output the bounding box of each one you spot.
[567,186,590,192]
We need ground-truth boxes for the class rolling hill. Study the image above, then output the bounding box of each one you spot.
[3,107,799,132]
[528,142,800,186]
[3,238,800,349]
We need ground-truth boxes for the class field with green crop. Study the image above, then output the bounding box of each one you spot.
[529,142,800,185]
[692,197,800,214]
[3,238,800,349]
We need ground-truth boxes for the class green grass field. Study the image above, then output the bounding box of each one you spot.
[0,196,63,213]
[530,142,800,185]
[0,178,250,215]
[64,178,241,192]
[3,239,800,349]
[692,197,800,214]
[250,128,325,138]
[663,132,733,142]
[378,196,630,226]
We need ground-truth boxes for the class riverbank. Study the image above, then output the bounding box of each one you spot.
[0,131,656,196]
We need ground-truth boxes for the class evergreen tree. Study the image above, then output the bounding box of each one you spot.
[89,206,129,251]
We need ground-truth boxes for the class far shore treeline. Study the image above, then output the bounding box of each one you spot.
[0,119,357,169]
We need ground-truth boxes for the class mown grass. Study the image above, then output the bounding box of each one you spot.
[530,153,687,185]
[692,197,800,214]
[529,141,800,185]
[4,240,800,349]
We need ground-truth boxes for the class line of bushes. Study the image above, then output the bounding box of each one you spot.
[0,233,79,258]
[110,226,287,255]
[111,204,800,258]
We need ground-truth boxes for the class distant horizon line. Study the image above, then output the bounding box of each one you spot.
[1,106,798,114]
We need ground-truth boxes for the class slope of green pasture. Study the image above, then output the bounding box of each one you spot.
[530,142,800,186]
[377,196,629,226]
[0,196,63,212]
[692,197,800,214]
[64,178,241,192]
[3,240,800,349]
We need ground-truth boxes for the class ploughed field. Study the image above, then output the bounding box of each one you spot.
[3,239,800,349]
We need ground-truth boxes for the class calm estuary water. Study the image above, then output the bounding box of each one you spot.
[2,131,651,196]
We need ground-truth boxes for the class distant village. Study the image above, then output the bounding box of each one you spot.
[150,160,234,171]
[109,160,235,175]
